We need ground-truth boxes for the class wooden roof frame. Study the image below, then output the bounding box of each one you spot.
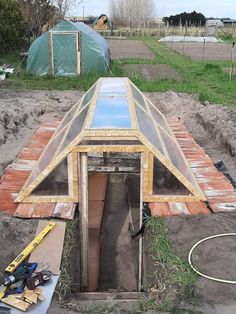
[16,78,206,203]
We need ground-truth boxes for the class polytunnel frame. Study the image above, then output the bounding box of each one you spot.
[16,78,206,204]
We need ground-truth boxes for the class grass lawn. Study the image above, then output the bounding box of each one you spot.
[115,37,236,107]
[1,37,236,106]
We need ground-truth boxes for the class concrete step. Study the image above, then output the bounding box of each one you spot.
[76,291,147,300]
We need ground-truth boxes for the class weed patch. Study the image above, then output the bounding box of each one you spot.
[140,217,198,312]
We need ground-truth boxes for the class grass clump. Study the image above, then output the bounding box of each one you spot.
[139,217,198,312]
[56,218,79,303]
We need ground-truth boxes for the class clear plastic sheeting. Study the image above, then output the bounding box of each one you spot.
[32,158,69,196]
[153,157,190,195]
[159,36,221,43]
[53,33,77,76]
[136,104,164,155]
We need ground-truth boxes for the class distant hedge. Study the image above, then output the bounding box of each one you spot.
[163,11,206,27]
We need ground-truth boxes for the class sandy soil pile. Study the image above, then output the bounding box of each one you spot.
[0,90,82,176]
[146,91,236,177]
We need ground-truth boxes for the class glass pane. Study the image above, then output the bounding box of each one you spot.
[54,103,80,136]
[91,98,131,129]
[53,84,95,136]
[153,157,190,195]
[135,104,164,155]
[99,78,127,97]
[31,158,68,195]
[158,127,199,188]
[131,85,148,111]
[81,84,96,108]
[147,100,173,136]
[27,126,68,185]
[56,105,89,155]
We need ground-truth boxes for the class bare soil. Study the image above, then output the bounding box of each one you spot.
[108,39,155,60]
[145,91,236,177]
[165,42,235,61]
[123,64,181,81]
[0,90,236,313]
[165,213,236,314]
[99,174,138,292]
[0,89,82,176]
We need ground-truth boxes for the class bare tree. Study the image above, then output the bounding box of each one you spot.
[52,0,82,19]
[110,0,156,28]
[17,0,56,42]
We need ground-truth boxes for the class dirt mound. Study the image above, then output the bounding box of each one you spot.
[0,90,82,176]
[197,104,236,157]
[145,91,236,177]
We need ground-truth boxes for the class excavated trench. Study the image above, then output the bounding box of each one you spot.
[98,174,139,292]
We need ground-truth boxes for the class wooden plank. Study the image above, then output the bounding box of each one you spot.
[29,220,66,275]
[80,153,88,288]
[87,228,100,292]
[88,174,108,201]
[88,200,104,229]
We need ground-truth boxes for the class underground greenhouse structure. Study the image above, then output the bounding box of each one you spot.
[1,78,236,294]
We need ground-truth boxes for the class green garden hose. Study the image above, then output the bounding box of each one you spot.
[188,233,236,284]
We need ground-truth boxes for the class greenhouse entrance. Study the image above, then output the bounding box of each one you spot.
[80,151,142,292]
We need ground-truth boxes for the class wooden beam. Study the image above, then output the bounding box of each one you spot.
[143,195,200,202]
[73,145,146,153]
[49,32,54,76]
[139,153,144,292]
[80,153,88,289]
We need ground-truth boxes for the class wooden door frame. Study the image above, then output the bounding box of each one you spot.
[49,31,80,76]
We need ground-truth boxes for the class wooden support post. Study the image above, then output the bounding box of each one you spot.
[80,152,88,289]
[49,32,54,76]
[138,153,144,291]
[103,152,108,166]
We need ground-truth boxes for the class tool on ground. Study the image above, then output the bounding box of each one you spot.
[0,263,37,296]
[27,270,52,290]
[5,222,56,273]
[0,305,11,314]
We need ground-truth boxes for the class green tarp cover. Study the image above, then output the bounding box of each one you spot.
[26,20,110,76]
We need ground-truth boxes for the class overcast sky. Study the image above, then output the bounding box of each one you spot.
[70,0,236,19]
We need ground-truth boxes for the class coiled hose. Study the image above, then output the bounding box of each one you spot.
[188,233,236,284]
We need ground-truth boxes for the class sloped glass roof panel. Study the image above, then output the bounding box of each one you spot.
[25,125,68,186]
[135,104,165,155]
[131,84,148,111]
[56,104,89,155]
[146,99,173,136]
[91,98,132,129]
[158,126,202,193]
[52,83,96,138]
[99,78,127,97]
